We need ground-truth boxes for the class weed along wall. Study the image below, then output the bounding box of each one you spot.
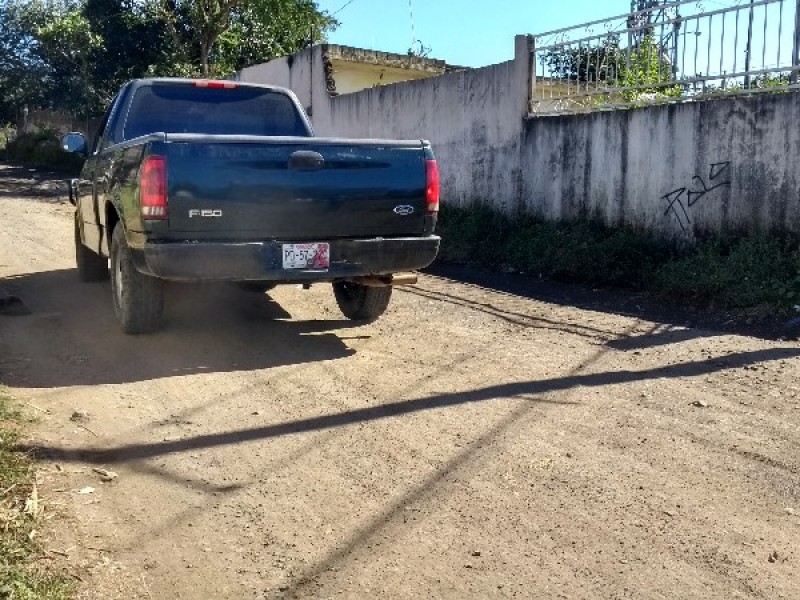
[238,37,800,242]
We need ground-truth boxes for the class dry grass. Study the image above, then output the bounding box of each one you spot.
[0,388,73,600]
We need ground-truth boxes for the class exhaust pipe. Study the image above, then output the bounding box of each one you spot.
[354,273,418,287]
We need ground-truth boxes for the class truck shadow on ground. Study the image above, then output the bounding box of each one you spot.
[0,268,358,388]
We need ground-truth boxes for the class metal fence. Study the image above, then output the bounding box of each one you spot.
[530,0,800,115]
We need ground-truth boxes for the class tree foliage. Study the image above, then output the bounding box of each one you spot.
[164,0,243,76]
[84,0,171,102]
[36,8,103,114]
[148,0,337,77]
[0,0,337,121]
[620,33,680,100]
[214,0,337,74]
[540,31,680,103]
[541,36,623,83]
[0,0,52,121]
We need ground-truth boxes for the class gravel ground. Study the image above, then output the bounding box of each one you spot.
[1,164,798,599]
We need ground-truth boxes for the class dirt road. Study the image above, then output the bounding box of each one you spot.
[0,164,798,599]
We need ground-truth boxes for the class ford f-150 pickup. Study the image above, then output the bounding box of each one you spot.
[64,78,440,333]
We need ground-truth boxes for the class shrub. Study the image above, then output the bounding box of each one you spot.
[651,234,800,309]
[436,204,800,313]
[3,127,84,174]
[0,389,74,599]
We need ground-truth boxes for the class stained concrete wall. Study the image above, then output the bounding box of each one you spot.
[238,38,800,241]
[520,94,800,239]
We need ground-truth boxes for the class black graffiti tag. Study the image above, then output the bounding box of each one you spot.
[663,161,731,232]
[687,162,731,206]
[663,187,690,232]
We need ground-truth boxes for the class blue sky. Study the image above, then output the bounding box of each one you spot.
[315,0,627,67]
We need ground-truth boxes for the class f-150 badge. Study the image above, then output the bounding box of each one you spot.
[393,205,414,216]
[189,209,223,218]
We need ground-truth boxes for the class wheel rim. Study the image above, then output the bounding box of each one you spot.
[340,282,357,300]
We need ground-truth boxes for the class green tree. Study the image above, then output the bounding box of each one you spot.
[36,8,104,115]
[620,32,680,101]
[541,36,623,83]
[0,0,50,121]
[0,0,102,118]
[83,0,172,103]
[183,0,241,76]
[156,0,337,77]
[213,0,337,74]
[0,0,338,120]
[540,32,681,104]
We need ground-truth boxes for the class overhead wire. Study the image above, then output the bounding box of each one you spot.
[332,0,358,16]
[408,0,417,49]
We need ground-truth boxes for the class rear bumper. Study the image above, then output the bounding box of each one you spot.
[133,236,441,282]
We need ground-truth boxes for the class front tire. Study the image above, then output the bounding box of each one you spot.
[75,214,108,281]
[333,281,392,321]
[110,225,164,334]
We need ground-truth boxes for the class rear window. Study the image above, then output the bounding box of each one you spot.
[123,84,309,140]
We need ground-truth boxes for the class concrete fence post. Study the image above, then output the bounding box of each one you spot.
[514,34,535,117]
[792,0,800,85]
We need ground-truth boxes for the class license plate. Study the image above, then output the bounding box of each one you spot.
[282,243,330,270]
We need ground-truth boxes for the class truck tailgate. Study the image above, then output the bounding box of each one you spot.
[162,136,431,240]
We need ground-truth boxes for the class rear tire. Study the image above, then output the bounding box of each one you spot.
[75,214,108,281]
[110,225,164,334]
[333,281,392,321]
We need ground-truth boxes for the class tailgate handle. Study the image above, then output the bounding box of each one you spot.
[289,150,325,171]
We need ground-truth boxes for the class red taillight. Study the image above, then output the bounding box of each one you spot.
[140,156,167,220]
[426,159,440,213]
[194,80,238,89]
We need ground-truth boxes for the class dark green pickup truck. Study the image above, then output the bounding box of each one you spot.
[64,78,440,334]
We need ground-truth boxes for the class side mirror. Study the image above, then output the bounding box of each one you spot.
[61,132,87,155]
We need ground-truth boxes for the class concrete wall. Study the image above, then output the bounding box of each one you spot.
[238,38,800,241]
[520,94,800,239]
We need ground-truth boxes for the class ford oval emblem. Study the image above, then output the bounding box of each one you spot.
[393,205,415,216]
